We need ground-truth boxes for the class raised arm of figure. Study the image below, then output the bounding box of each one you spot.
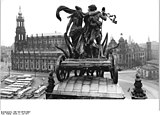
[99,13,107,21]
[88,11,100,15]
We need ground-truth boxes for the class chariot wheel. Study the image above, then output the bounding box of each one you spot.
[56,55,70,82]
[110,70,113,79]
[110,67,118,84]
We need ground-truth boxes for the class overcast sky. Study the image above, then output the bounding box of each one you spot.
[1,0,159,46]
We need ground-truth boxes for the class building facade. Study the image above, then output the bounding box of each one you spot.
[1,46,12,63]
[107,34,148,69]
[139,40,159,60]
[146,38,152,61]
[151,41,159,60]
[11,8,66,72]
[140,60,159,79]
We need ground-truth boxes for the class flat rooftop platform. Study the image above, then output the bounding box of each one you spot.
[47,76,125,99]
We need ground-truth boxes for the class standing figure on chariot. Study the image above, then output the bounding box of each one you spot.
[56,5,117,59]
[65,6,84,50]
[56,5,103,58]
[56,6,84,58]
[84,5,107,58]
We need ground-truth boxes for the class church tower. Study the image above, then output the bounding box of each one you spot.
[15,6,26,51]
[128,35,131,44]
[146,37,152,61]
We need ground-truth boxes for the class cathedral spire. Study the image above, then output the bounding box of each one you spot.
[148,36,150,42]
[15,6,26,51]
[19,6,21,12]
[128,35,131,44]
[18,6,22,16]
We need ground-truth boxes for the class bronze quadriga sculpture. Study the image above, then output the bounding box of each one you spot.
[55,5,119,84]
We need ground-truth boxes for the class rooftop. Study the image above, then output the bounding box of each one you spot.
[146,60,159,65]
[28,33,63,38]
[19,50,63,54]
[141,65,158,70]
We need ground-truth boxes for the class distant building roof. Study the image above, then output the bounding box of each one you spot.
[139,43,146,48]
[28,33,63,37]
[108,38,117,47]
[119,37,124,42]
[141,65,158,70]
[146,60,159,65]
[20,50,63,54]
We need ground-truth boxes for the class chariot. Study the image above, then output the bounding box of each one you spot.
[55,5,119,84]
[45,5,125,99]
[55,53,118,84]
